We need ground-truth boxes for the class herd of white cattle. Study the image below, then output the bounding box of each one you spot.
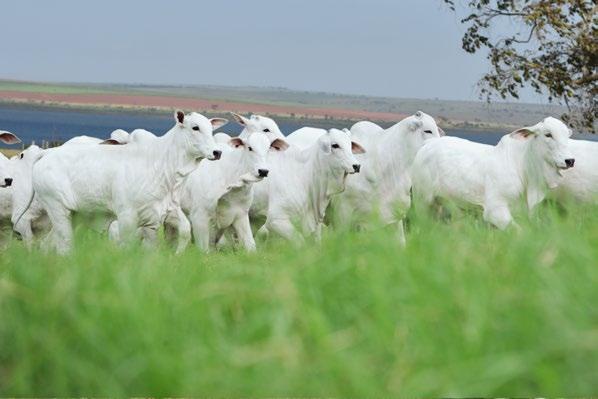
[0,110,596,254]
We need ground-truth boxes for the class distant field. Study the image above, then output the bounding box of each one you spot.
[0,80,570,130]
[0,81,114,95]
[0,149,20,157]
[0,204,596,396]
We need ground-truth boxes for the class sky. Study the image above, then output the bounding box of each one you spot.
[0,0,544,102]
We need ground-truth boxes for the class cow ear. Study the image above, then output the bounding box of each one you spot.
[510,128,536,140]
[319,135,332,154]
[438,127,446,136]
[408,119,423,132]
[351,141,366,154]
[174,110,185,125]
[0,131,21,145]
[415,111,424,119]
[229,137,245,148]
[231,112,250,126]
[100,139,125,145]
[270,138,289,152]
[210,118,228,130]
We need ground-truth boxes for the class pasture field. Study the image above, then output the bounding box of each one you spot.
[0,205,597,396]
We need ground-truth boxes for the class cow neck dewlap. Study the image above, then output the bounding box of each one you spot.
[308,146,345,225]
[525,137,562,208]
[222,148,252,186]
[378,121,420,178]
[496,136,548,210]
[150,128,200,193]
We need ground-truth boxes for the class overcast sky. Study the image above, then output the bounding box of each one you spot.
[0,0,544,102]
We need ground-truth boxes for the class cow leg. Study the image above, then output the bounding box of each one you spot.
[268,217,303,243]
[232,215,256,252]
[116,210,139,245]
[396,219,407,247]
[313,222,324,242]
[44,204,73,254]
[162,209,191,254]
[189,210,210,253]
[108,220,120,241]
[483,205,513,230]
[13,216,34,248]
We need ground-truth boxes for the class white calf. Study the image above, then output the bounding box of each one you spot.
[6,136,104,244]
[412,117,575,229]
[180,132,289,252]
[335,111,444,244]
[21,111,226,253]
[255,128,365,241]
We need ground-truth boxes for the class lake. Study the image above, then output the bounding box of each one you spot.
[0,104,595,148]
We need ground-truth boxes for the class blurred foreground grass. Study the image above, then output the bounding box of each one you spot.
[0,205,597,396]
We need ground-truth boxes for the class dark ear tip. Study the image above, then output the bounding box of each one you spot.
[175,110,185,124]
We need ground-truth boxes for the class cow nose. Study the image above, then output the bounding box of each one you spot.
[258,169,269,178]
[352,164,361,173]
[565,158,575,168]
[4,178,12,187]
[212,150,222,160]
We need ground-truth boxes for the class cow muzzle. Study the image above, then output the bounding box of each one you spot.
[212,150,222,161]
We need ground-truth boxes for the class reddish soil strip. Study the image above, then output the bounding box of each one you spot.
[0,90,406,122]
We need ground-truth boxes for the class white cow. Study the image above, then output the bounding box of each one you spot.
[412,117,575,229]
[20,111,226,253]
[0,131,22,187]
[179,132,289,252]
[254,128,365,241]
[233,113,285,140]
[336,111,444,244]
[283,112,443,245]
[4,136,105,244]
[552,139,598,202]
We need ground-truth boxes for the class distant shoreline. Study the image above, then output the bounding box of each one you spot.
[0,99,516,133]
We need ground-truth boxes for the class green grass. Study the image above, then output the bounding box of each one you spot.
[0,205,597,396]
[0,81,116,95]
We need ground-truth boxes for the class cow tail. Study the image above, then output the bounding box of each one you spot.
[12,150,46,230]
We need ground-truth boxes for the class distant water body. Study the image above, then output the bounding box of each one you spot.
[0,105,595,148]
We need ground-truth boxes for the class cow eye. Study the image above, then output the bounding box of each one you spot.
[248,147,253,152]
[545,133,553,138]
[424,129,433,134]
[263,128,270,133]
[331,143,340,149]
[192,126,200,131]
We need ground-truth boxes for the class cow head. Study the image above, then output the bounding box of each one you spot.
[0,131,21,188]
[510,117,574,179]
[408,111,444,140]
[317,128,365,175]
[0,131,21,145]
[229,132,289,179]
[175,110,227,161]
[394,112,443,162]
[231,113,284,140]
